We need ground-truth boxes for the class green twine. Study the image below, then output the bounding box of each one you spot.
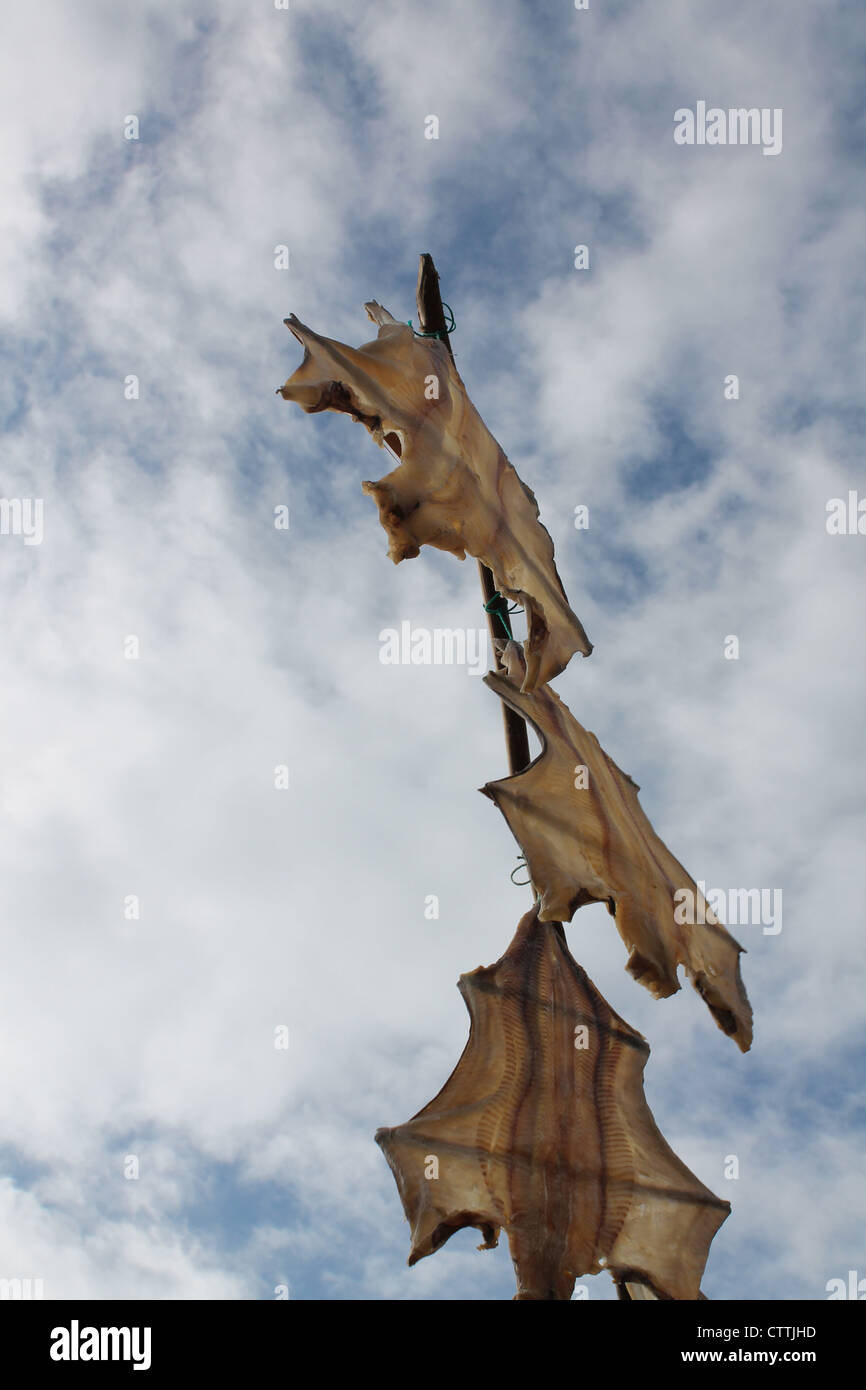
[406,302,456,338]
[510,856,532,887]
[484,591,523,640]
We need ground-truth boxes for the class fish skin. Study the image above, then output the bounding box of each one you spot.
[376,905,730,1300]
[278,305,591,691]
[481,641,753,1051]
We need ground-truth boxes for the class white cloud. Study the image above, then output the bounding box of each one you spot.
[0,0,862,1302]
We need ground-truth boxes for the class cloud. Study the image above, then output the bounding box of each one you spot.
[0,0,862,1301]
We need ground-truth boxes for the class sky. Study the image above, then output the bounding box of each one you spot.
[0,0,863,1301]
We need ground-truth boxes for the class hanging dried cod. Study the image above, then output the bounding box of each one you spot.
[481,642,753,1051]
[277,302,591,692]
[376,904,730,1300]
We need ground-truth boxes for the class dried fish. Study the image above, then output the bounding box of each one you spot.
[278,303,591,691]
[376,905,730,1299]
[482,642,752,1051]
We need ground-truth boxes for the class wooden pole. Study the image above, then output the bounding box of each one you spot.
[414,254,531,777]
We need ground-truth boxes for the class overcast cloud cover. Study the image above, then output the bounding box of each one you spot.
[0,0,863,1301]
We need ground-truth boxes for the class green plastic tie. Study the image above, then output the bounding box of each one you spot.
[510,856,532,888]
[484,591,524,640]
[407,302,456,338]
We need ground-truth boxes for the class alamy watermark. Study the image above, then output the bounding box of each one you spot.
[379,621,488,676]
[674,102,782,157]
[826,1270,865,1299]
[674,881,782,936]
[0,1277,44,1299]
[826,491,865,535]
[0,498,43,545]
[50,1321,151,1371]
